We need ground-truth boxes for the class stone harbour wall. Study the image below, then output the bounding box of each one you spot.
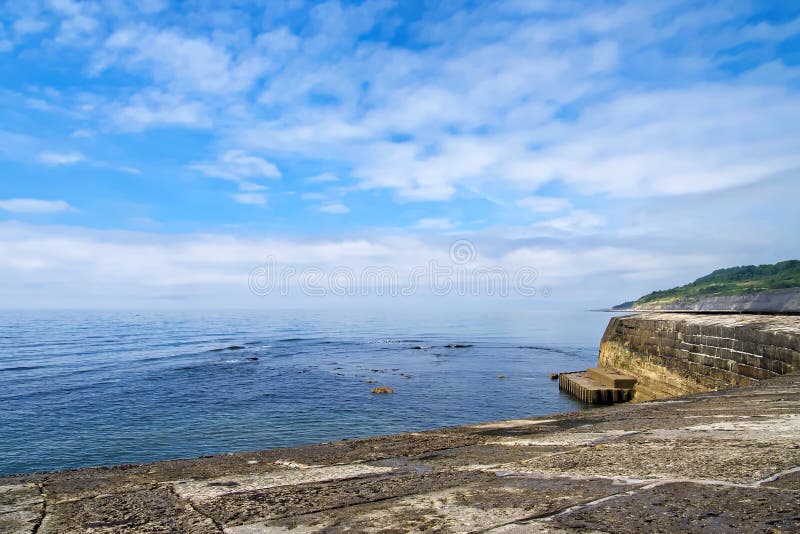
[598,312,800,401]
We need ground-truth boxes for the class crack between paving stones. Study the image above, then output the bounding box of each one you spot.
[474,465,800,532]
[31,483,46,534]
[166,484,225,533]
[209,471,489,527]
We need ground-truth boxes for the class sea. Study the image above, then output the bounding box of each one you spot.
[0,308,617,476]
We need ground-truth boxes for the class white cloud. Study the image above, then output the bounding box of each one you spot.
[517,196,572,213]
[533,210,605,235]
[413,217,457,230]
[96,25,266,95]
[112,91,209,131]
[308,172,339,183]
[37,151,85,165]
[502,85,800,197]
[0,23,11,51]
[0,220,741,308]
[232,192,267,205]
[48,0,100,45]
[0,198,76,213]
[192,150,280,181]
[191,150,280,205]
[319,202,350,214]
[13,18,49,37]
[301,192,326,200]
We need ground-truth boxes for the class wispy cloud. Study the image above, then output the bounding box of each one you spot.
[191,150,280,204]
[533,210,605,236]
[0,198,76,213]
[94,24,266,95]
[232,192,267,205]
[413,217,457,230]
[112,90,209,132]
[37,151,84,165]
[12,18,48,37]
[319,202,349,214]
[308,172,339,183]
[517,196,572,213]
[191,150,280,182]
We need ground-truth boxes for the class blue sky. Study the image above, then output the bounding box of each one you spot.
[1,0,799,308]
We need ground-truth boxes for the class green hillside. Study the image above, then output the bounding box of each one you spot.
[615,260,800,309]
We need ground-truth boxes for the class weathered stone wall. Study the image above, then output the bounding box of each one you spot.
[598,313,800,401]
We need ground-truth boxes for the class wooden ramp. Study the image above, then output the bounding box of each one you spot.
[559,367,636,404]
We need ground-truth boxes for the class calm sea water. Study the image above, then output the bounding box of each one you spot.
[0,309,615,475]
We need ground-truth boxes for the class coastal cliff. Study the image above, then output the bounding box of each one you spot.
[624,288,800,312]
[612,260,800,312]
[599,312,800,401]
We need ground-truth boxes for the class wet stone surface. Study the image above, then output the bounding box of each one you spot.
[0,373,798,533]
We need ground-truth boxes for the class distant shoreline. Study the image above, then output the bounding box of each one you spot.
[595,308,800,315]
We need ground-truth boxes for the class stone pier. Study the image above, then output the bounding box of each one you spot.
[599,313,800,401]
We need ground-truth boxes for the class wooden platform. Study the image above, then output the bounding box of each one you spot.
[559,368,636,404]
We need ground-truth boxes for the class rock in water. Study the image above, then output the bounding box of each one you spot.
[550,373,559,380]
[371,386,394,394]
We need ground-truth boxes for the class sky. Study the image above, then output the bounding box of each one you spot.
[0,0,799,309]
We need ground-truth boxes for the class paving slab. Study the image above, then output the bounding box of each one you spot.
[550,482,800,533]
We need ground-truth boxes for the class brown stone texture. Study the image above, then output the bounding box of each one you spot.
[598,313,800,401]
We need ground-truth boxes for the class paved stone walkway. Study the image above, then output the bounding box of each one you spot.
[2,375,799,533]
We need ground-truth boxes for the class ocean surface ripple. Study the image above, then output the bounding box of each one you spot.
[0,309,613,475]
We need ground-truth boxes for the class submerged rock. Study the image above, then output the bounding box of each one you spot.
[497,375,506,379]
[227,346,245,351]
[445,343,473,348]
[246,357,259,361]
[371,386,394,394]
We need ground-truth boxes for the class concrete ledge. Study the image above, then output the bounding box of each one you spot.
[559,371,634,404]
[587,367,637,389]
[2,374,798,533]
